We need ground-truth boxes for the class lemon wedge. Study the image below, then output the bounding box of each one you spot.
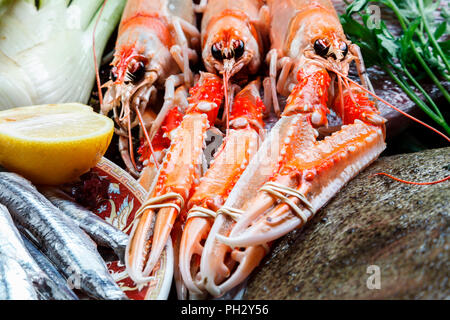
[0,103,114,185]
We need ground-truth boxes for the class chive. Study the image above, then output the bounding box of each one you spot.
[399,60,443,119]
[384,67,450,135]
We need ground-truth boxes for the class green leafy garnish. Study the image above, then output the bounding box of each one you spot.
[341,0,450,135]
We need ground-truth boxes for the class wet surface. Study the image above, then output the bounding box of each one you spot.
[244,147,450,299]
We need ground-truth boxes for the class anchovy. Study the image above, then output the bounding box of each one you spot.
[21,234,79,300]
[0,172,127,300]
[0,204,77,300]
[0,254,38,300]
[40,187,129,262]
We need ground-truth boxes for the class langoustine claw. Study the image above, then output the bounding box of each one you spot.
[125,72,224,284]
[178,79,265,297]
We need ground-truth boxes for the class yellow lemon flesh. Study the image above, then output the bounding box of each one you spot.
[0,103,114,185]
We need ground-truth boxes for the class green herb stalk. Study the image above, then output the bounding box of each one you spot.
[341,0,450,136]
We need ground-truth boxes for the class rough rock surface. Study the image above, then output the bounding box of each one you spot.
[244,147,450,300]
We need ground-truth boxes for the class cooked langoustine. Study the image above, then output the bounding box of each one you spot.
[198,0,269,129]
[178,79,265,297]
[101,0,199,176]
[125,72,224,284]
[200,0,387,297]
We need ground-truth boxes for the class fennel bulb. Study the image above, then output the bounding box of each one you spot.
[0,0,126,110]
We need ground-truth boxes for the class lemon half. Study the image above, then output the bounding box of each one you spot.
[0,103,114,185]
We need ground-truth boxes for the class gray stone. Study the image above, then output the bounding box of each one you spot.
[244,147,450,300]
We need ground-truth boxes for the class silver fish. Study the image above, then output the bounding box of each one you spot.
[0,254,38,300]
[21,234,79,300]
[0,204,77,300]
[40,187,129,262]
[0,172,127,300]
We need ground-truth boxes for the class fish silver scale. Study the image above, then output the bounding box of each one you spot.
[21,234,79,300]
[0,254,38,300]
[0,172,127,300]
[0,203,77,300]
[40,187,129,263]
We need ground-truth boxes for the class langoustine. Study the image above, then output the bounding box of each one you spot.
[125,72,224,284]
[101,0,199,177]
[200,0,387,297]
[137,86,187,191]
[178,79,265,297]
[197,0,269,129]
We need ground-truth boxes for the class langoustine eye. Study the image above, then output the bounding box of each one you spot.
[340,42,348,58]
[110,67,118,82]
[211,40,245,61]
[314,39,348,60]
[211,43,223,61]
[314,39,330,57]
[130,61,145,83]
[232,39,244,59]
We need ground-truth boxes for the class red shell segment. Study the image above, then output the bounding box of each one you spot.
[138,107,184,161]
[283,68,331,124]
[153,114,208,200]
[230,95,265,130]
[119,13,172,47]
[204,9,261,51]
[160,107,184,135]
[276,121,380,181]
[187,74,224,126]
[334,89,377,125]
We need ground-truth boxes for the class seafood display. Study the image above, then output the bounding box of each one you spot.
[199,0,387,297]
[0,0,447,301]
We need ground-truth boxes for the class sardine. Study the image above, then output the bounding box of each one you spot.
[0,172,127,300]
[40,187,129,262]
[0,254,38,300]
[0,203,77,300]
[21,234,79,300]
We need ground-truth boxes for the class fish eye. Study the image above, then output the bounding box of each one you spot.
[314,39,330,57]
[211,43,223,61]
[131,61,145,83]
[233,40,245,59]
